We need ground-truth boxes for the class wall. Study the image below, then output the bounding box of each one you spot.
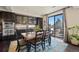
[65,7,79,36]
[43,15,48,30]
[63,7,79,43]
[65,7,79,28]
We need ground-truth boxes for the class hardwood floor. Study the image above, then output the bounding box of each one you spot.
[64,44,79,52]
[0,37,79,52]
[0,41,10,52]
[0,41,4,52]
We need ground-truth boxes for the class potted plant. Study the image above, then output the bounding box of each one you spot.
[68,25,79,45]
[34,25,41,32]
[69,34,79,45]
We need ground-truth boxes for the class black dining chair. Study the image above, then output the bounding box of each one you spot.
[29,31,44,52]
[16,32,27,52]
[42,30,51,50]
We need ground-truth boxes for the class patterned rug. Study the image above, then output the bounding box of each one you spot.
[20,37,68,52]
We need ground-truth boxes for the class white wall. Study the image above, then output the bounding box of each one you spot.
[43,15,48,30]
[65,7,79,28]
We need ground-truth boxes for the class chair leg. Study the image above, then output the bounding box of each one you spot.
[48,36,51,46]
[42,37,45,50]
[43,41,45,50]
[35,44,36,52]
[43,43,45,50]
[41,40,45,50]
[17,48,20,52]
[27,43,31,52]
[41,42,44,50]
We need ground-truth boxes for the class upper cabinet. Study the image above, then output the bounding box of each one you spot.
[0,11,43,31]
[16,15,28,24]
[36,17,43,29]
[28,17,36,25]
[0,11,15,22]
[23,16,28,24]
[16,15,22,24]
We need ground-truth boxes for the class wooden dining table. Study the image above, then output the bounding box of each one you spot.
[21,32,43,52]
[21,32,35,52]
[21,32,35,41]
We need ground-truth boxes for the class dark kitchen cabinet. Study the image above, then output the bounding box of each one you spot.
[16,15,28,24]
[0,18,2,32]
[0,11,15,22]
[0,11,15,41]
[36,17,43,29]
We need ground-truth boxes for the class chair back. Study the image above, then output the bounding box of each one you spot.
[43,30,50,39]
[15,31,24,46]
[34,31,43,43]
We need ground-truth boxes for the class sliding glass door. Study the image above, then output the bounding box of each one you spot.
[54,14,64,39]
[48,16,55,37]
[48,14,64,39]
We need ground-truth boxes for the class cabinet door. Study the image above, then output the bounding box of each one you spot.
[16,15,22,24]
[23,16,28,24]
[36,18,43,29]
[1,12,15,22]
[0,25,2,32]
[0,17,2,32]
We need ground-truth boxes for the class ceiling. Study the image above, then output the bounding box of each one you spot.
[0,6,67,17]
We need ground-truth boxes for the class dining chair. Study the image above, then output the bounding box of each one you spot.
[42,30,51,49]
[16,32,27,52]
[29,31,44,52]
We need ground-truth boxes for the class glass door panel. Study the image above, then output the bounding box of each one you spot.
[48,16,55,37]
[54,14,64,39]
[48,14,64,39]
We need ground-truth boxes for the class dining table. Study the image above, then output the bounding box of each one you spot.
[21,32,43,52]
